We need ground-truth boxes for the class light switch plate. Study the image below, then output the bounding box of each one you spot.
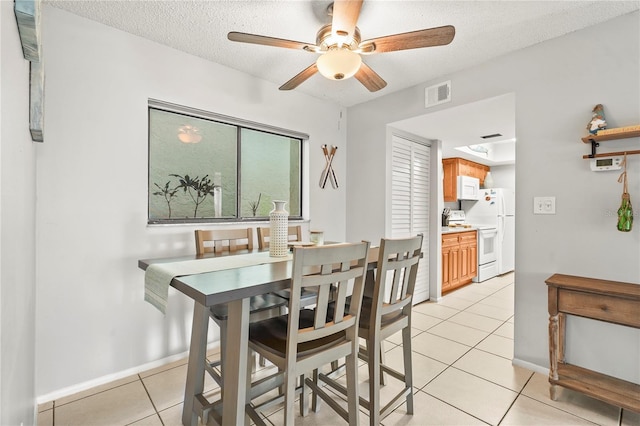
[534,196,556,214]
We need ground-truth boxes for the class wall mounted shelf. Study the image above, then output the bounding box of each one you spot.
[581,127,640,159]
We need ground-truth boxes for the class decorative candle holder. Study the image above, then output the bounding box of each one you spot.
[269,200,288,257]
[309,230,324,246]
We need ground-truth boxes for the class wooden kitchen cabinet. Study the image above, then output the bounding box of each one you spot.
[442,233,460,291]
[442,230,477,292]
[442,159,458,203]
[459,231,477,279]
[443,158,490,202]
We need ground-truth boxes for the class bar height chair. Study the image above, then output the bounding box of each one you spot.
[246,241,371,426]
[193,228,287,422]
[314,234,423,425]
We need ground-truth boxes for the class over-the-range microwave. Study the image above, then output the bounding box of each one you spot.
[457,176,480,200]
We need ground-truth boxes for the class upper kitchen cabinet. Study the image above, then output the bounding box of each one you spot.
[443,158,490,202]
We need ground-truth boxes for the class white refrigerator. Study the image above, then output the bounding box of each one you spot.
[462,188,515,274]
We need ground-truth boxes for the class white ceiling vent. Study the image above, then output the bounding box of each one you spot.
[425,80,451,108]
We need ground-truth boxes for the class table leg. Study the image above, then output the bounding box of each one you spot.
[548,313,559,401]
[183,301,210,426]
[222,297,250,425]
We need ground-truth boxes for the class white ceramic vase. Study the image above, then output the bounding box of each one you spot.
[484,172,494,189]
[269,200,288,257]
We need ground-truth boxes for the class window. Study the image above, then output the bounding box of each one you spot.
[148,100,305,224]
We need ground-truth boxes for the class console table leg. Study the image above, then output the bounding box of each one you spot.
[558,313,566,363]
[549,314,559,401]
[550,384,558,401]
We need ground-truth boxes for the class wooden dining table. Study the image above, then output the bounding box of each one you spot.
[139,246,379,426]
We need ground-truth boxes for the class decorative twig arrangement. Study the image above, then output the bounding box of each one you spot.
[170,174,219,218]
[249,193,262,217]
[152,174,219,218]
[320,145,338,189]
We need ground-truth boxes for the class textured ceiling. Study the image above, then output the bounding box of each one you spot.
[46,0,640,107]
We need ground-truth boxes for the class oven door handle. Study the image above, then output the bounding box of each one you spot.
[479,228,497,237]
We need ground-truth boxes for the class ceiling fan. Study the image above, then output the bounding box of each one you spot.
[227,0,455,92]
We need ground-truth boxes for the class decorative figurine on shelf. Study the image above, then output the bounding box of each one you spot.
[586,104,607,135]
[616,153,633,232]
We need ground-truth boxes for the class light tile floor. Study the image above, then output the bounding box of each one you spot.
[37,272,640,425]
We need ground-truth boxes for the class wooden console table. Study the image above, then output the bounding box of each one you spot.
[546,274,640,413]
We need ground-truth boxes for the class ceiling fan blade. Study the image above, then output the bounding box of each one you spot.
[228,32,317,51]
[359,25,455,54]
[331,0,363,39]
[354,63,387,92]
[279,63,319,91]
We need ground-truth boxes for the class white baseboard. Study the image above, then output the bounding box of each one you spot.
[37,342,220,405]
[513,357,549,376]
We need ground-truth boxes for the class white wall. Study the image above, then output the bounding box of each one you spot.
[1,1,38,423]
[347,12,639,381]
[36,6,345,399]
[490,164,515,191]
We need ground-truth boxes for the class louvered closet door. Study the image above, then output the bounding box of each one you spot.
[391,135,430,304]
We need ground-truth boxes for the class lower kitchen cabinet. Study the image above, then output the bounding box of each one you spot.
[442,230,477,292]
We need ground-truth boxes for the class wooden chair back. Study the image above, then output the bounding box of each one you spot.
[256,225,302,249]
[288,241,369,356]
[194,228,253,255]
[247,241,369,425]
[309,235,423,425]
[370,234,423,328]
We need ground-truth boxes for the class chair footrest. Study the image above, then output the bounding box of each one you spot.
[380,386,413,419]
[205,358,223,387]
[380,363,405,382]
[194,392,222,426]
[317,365,412,420]
[317,371,371,410]
[305,377,350,422]
[246,372,304,424]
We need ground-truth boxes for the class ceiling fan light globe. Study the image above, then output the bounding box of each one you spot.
[178,125,202,144]
[316,49,362,81]
[178,133,202,144]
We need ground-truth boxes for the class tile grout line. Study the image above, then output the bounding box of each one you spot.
[412,388,493,426]
[512,386,620,425]
[495,372,536,425]
[136,374,165,426]
[411,281,517,424]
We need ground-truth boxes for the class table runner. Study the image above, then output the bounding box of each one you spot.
[145,251,292,314]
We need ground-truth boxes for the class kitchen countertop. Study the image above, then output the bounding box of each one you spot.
[441,226,478,234]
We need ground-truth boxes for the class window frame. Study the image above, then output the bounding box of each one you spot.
[147,99,307,225]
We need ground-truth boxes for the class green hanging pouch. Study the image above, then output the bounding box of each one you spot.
[617,154,633,232]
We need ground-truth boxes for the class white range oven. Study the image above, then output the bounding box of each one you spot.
[474,226,498,282]
[447,210,498,283]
